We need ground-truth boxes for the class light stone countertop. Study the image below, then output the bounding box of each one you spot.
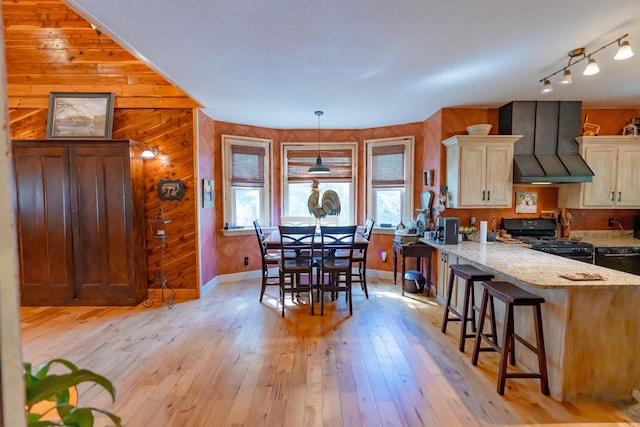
[420,238,640,289]
[570,230,640,248]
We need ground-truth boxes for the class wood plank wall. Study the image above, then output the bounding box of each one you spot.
[3,0,201,296]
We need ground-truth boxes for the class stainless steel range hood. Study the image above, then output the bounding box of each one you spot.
[499,101,594,184]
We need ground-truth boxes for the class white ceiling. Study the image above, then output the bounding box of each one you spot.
[65,0,640,129]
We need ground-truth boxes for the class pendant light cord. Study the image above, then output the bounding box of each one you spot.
[316,110,323,156]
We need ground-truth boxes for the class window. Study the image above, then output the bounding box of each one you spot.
[366,137,414,227]
[222,135,271,228]
[282,143,357,225]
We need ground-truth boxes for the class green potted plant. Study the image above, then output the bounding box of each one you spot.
[24,358,121,427]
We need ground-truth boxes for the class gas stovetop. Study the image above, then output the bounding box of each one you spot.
[521,237,594,255]
[501,218,594,256]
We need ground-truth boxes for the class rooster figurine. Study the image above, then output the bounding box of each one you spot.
[308,179,341,219]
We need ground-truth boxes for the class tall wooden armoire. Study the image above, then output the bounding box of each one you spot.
[12,139,148,306]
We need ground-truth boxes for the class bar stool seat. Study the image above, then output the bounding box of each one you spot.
[471,280,550,396]
[441,264,494,352]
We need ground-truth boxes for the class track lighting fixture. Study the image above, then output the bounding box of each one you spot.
[539,33,633,94]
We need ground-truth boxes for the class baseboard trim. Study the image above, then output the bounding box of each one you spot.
[147,269,396,302]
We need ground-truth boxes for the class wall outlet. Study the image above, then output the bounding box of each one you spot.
[244,256,249,266]
[608,218,615,227]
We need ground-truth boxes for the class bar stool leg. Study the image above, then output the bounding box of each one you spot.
[535,304,550,395]
[459,279,473,352]
[471,288,489,366]
[497,302,514,395]
[441,270,456,333]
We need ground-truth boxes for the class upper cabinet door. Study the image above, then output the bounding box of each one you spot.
[582,144,618,207]
[458,144,487,206]
[615,144,640,207]
[484,144,514,207]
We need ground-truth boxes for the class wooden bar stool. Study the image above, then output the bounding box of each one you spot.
[441,264,494,352]
[471,280,550,396]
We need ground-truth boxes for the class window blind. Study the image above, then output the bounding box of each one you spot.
[371,144,405,187]
[231,144,265,187]
[286,147,353,182]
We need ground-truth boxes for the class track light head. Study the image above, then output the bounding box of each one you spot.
[558,69,572,85]
[540,79,553,94]
[615,40,633,60]
[583,57,599,76]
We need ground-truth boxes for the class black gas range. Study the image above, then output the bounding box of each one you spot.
[501,218,594,263]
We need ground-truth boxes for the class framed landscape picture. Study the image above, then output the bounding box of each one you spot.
[46,92,115,139]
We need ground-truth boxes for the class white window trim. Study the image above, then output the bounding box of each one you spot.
[281,142,358,225]
[365,136,415,229]
[221,134,272,232]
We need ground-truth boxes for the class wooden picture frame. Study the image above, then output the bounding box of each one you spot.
[202,178,214,208]
[423,169,434,186]
[46,92,115,139]
[157,179,185,201]
[515,191,538,214]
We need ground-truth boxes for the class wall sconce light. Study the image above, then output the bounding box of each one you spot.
[539,33,633,94]
[141,147,160,159]
[90,23,112,44]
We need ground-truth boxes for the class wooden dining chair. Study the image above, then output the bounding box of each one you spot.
[318,225,357,315]
[277,225,316,317]
[252,219,281,302]
[351,218,375,298]
[280,216,316,226]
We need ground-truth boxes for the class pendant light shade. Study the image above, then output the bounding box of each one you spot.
[558,69,572,85]
[614,40,633,60]
[308,111,331,174]
[583,57,599,76]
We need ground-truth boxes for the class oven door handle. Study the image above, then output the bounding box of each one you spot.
[600,253,640,258]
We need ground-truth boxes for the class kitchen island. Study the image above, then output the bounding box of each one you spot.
[422,238,640,401]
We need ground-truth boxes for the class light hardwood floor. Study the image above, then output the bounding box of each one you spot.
[20,277,640,426]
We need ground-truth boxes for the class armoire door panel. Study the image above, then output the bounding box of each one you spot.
[70,147,133,300]
[13,145,74,304]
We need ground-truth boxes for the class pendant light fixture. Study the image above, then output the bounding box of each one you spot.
[308,110,331,174]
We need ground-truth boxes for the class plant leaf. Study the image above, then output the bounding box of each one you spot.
[26,370,116,406]
[62,407,94,427]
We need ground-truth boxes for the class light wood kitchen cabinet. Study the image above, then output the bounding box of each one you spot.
[436,250,459,304]
[558,136,640,208]
[442,135,522,208]
[12,139,148,306]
